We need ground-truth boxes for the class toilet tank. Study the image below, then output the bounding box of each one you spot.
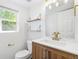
[27,40,32,54]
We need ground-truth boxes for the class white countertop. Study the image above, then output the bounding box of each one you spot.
[32,37,78,55]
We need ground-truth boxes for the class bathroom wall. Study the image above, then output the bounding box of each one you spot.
[27,4,46,40]
[45,8,76,39]
[74,6,78,41]
[0,0,28,59]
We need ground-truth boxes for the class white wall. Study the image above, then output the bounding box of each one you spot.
[0,0,28,59]
[45,9,75,39]
[27,5,46,40]
[74,6,78,41]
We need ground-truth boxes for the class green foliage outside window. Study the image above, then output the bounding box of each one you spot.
[0,9,16,22]
[2,21,16,31]
[0,7,17,31]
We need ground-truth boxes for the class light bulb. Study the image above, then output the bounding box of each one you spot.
[56,2,59,7]
[48,5,52,9]
[52,0,57,3]
[64,0,68,3]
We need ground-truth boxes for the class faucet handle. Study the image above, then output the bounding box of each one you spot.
[52,32,56,35]
[51,32,61,41]
[52,32,60,35]
[57,32,62,39]
[57,32,60,34]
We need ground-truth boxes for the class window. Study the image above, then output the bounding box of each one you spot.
[0,6,17,32]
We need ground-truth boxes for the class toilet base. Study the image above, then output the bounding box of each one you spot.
[27,54,32,59]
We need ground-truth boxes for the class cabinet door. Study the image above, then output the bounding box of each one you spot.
[32,43,36,59]
[32,42,46,59]
[47,48,77,59]
[36,43,47,59]
[35,44,44,59]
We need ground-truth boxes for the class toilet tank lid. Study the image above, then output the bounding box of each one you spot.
[15,50,29,57]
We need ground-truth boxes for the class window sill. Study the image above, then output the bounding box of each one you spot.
[0,31,19,33]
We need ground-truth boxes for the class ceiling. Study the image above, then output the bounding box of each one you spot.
[11,0,45,8]
[7,0,74,12]
[11,0,74,8]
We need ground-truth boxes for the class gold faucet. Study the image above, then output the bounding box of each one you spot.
[52,32,61,40]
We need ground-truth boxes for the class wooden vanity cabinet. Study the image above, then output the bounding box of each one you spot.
[47,48,77,59]
[32,42,78,59]
[32,42,47,59]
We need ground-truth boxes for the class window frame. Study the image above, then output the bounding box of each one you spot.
[0,6,19,33]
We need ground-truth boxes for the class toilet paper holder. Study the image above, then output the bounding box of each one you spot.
[8,43,15,46]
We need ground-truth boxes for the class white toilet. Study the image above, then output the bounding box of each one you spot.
[15,40,32,59]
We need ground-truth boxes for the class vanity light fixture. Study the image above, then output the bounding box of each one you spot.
[45,0,48,2]
[56,2,59,7]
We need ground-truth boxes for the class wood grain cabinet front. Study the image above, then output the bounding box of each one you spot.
[47,48,77,59]
[32,42,47,59]
[32,42,78,59]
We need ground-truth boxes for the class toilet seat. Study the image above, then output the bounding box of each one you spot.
[15,50,29,58]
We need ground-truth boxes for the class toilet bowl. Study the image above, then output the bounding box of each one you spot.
[15,40,32,59]
[15,50,30,59]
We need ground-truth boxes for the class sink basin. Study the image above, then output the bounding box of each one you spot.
[33,37,78,55]
[39,40,66,47]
